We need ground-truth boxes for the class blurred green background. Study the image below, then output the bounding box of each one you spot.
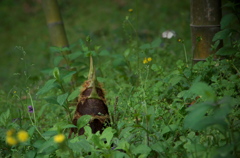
[0,0,190,91]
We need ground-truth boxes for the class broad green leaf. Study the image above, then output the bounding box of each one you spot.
[53,56,63,66]
[91,134,104,148]
[190,82,216,101]
[67,51,82,60]
[99,50,110,56]
[25,150,36,158]
[63,71,76,83]
[161,124,178,135]
[100,127,114,146]
[184,102,213,130]
[36,79,56,95]
[140,43,151,49]
[57,93,69,106]
[183,141,206,152]
[55,149,71,158]
[37,139,57,154]
[132,144,151,156]
[49,46,62,53]
[44,96,58,105]
[212,29,233,41]
[69,136,92,152]
[169,75,182,86]
[216,46,238,56]
[115,140,130,151]
[151,38,162,48]
[150,142,164,153]
[221,13,236,29]
[77,115,92,129]
[68,89,80,101]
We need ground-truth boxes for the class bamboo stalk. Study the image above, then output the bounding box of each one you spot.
[190,0,222,63]
[42,0,70,56]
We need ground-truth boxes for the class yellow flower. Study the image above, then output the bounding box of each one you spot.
[6,136,18,146]
[17,130,29,142]
[54,134,65,143]
[128,8,133,12]
[143,58,148,64]
[14,91,17,94]
[6,129,15,137]
[147,57,152,62]
[143,57,152,64]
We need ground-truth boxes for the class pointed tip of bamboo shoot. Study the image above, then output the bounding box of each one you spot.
[88,55,94,80]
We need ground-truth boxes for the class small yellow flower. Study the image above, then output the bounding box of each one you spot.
[143,58,148,64]
[6,136,18,146]
[128,8,133,12]
[13,91,17,94]
[147,57,152,62]
[6,129,15,137]
[54,134,65,143]
[17,130,29,142]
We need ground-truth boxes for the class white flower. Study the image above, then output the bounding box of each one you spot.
[162,30,176,39]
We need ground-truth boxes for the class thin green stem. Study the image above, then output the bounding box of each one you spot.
[182,43,188,65]
[27,91,46,140]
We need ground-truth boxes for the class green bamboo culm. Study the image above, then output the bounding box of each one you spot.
[42,0,71,60]
[190,0,222,63]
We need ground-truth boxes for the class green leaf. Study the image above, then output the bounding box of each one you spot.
[62,124,77,129]
[100,127,114,146]
[68,89,80,101]
[0,109,10,126]
[190,82,216,101]
[53,67,60,80]
[99,50,110,56]
[53,56,64,66]
[49,46,62,53]
[44,96,58,105]
[150,142,164,153]
[221,13,236,29]
[116,140,130,151]
[63,71,76,83]
[37,139,57,154]
[183,141,206,152]
[132,144,151,156]
[69,136,92,152]
[57,93,69,106]
[151,38,161,48]
[216,46,238,56]
[25,150,36,158]
[169,75,182,86]
[123,49,130,57]
[36,79,56,95]
[140,43,151,49]
[161,124,178,135]
[67,51,82,61]
[77,115,92,129]
[184,102,213,130]
[212,29,233,41]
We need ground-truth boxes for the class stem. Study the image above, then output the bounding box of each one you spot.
[28,92,37,126]
[27,91,46,140]
[182,43,188,65]
[142,65,150,146]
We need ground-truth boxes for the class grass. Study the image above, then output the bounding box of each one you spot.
[0,0,191,91]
